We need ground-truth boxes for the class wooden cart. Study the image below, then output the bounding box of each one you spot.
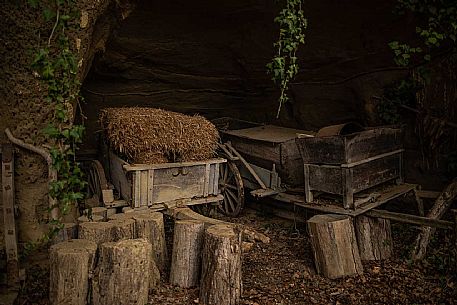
[83,148,226,210]
[212,118,422,219]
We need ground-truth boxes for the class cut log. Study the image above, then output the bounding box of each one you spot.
[133,212,167,272]
[307,214,363,279]
[49,239,97,305]
[170,220,205,288]
[355,215,392,260]
[168,206,270,244]
[93,239,151,305]
[77,215,104,223]
[200,224,242,305]
[412,178,457,261]
[51,223,78,244]
[108,218,136,240]
[78,222,115,245]
[85,207,108,221]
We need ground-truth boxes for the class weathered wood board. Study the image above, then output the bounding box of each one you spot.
[109,150,225,208]
[296,126,402,165]
[222,124,314,187]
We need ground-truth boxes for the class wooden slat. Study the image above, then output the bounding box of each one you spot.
[133,171,141,208]
[416,190,441,199]
[147,169,154,206]
[140,170,148,207]
[123,158,226,171]
[366,209,453,230]
[203,164,210,197]
[2,143,19,284]
[341,149,404,168]
[273,183,418,216]
[213,163,220,195]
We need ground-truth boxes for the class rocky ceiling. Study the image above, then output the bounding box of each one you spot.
[80,0,413,148]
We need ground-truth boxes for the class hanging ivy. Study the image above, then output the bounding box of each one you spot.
[26,0,86,246]
[267,0,307,117]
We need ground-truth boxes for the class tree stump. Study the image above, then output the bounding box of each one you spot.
[200,224,242,305]
[355,215,392,260]
[108,218,136,240]
[307,214,363,279]
[77,215,104,223]
[133,212,167,272]
[49,239,97,305]
[170,220,205,288]
[78,222,115,245]
[51,222,78,244]
[93,239,151,305]
[87,207,108,221]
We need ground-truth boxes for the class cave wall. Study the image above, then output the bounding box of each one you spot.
[0,0,417,246]
[81,0,413,149]
[0,0,130,244]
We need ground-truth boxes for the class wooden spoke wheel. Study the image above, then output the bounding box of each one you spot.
[218,161,244,217]
[85,160,109,202]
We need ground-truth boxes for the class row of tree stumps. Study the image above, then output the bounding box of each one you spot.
[308,214,392,279]
[49,209,242,305]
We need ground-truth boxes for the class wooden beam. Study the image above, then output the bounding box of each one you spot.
[2,143,19,285]
[416,190,441,199]
[365,209,453,230]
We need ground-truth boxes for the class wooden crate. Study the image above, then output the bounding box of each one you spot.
[296,126,403,209]
[221,123,315,187]
[298,126,402,165]
[108,151,225,208]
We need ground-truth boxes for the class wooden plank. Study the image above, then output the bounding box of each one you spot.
[108,150,132,203]
[123,158,226,171]
[212,163,219,195]
[203,164,211,197]
[296,127,402,165]
[133,171,141,208]
[273,183,418,216]
[416,190,441,199]
[366,209,453,230]
[147,169,154,206]
[342,168,354,209]
[224,125,314,143]
[140,170,148,207]
[341,149,404,168]
[226,143,267,189]
[2,143,19,285]
[151,194,224,211]
[150,165,206,204]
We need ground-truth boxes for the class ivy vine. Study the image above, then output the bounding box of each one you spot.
[389,0,457,66]
[26,0,86,247]
[267,0,307,117]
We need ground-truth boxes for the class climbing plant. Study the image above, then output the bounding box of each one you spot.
[389,0,457,66]
[267,0,307,117]
[26,0,86,245]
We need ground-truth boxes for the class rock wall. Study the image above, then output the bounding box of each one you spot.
[0,0,131,244]
[81,0,413,149]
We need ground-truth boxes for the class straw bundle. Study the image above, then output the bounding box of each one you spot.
[100,107,219,164]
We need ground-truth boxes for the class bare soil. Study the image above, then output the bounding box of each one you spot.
[16,207,456,305]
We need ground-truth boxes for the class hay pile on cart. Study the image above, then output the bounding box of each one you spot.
[100,107,219,164]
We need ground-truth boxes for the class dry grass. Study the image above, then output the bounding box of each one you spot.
[100,107,219,164]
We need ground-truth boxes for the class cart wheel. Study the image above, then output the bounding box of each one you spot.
[86,160,109,202]
[219,161,244,217]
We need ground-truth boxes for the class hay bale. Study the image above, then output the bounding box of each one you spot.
[100,107,219,164]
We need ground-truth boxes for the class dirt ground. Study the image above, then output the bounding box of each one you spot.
[15,206,457,305]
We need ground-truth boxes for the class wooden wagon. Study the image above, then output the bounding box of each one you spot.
[211,118,422,218]
[83,147,226,210]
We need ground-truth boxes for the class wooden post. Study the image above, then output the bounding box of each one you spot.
[52,223,78,244]
[170,220,205,288]
[78,222,115,245]
[453,209,457,271]
[49,239,97,305]
[355,215,392,260]
[108,218,136,240]
[133,212,167,272]
[200,224,242,305]
[93,239,151,305]
[307,214,363,279]
[2,143,19,285]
